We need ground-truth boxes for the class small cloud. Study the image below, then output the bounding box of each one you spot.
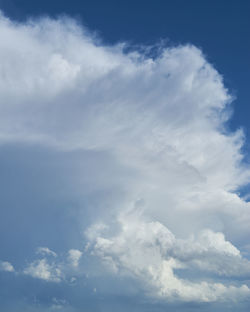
[69,277,77,284]
[0,260,14,272]
[51,297,67,310]
[24,259,62,282]
[68,249,82,268]
[36,247,57,257]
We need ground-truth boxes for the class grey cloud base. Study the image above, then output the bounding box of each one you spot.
[0,11,250,311]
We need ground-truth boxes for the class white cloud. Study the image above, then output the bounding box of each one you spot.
[0,11,249,304]
[23,248,82,282]
[23,258,62,282]
[50,297,68,310]
[36,247,57,257]
[67,249,82,268]
[0,260,14,272]
[87,209,250,302]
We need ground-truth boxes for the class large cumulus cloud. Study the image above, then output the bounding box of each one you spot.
[86,209,250,302]
[0,11,250,308]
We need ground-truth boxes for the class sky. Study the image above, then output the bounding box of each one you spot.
[0,1,249,311]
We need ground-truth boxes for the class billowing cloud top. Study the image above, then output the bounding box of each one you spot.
[0,11,250,311]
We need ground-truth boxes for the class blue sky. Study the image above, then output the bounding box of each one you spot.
[0,1,250,311]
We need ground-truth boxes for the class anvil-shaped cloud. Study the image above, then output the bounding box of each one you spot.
[0,11,250,310]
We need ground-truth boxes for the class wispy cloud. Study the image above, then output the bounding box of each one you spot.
[36,247,57,257]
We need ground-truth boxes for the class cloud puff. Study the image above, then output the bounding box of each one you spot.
[0,260,14,272]
[0,11,250,305]
[23,258,62,282]
[67,249,82,268]
[23,247,83,282]
[36,247,57,257]
[86,209,250,302]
